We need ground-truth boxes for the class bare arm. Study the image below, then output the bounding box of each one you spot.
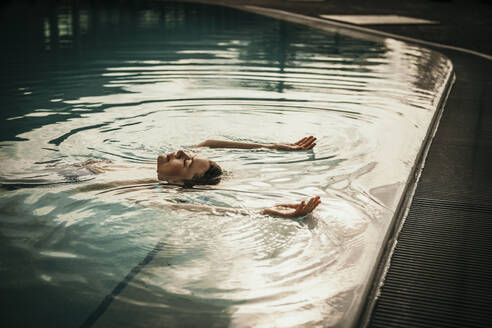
[195,136,316,151]
[153,196,321,219]
[195,139,272,150]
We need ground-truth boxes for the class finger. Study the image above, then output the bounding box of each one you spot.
[304,136,315,144]
[294,138,306,145]
[306,196,321,212]
[305,136,316,145]
[298,136,311,145]
[300,136,316,148]
[300,140,316,149]
[295,201,306,214]
[305,197,317,211]
[297,136,315,146]
[295,137,308,145]
[299,201,312,215]
[303,142,316,150]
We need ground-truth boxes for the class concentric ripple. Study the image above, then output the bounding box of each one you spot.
[0,2,452,328]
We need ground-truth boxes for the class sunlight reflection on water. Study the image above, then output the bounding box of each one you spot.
[0,1,452,327]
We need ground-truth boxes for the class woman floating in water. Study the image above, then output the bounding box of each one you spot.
[157,136,316,186]
[155,136,320,218]
[64,136,320,218]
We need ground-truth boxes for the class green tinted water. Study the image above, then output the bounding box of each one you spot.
[0,1,452,327]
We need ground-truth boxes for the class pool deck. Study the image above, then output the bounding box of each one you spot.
[179,0,492,327]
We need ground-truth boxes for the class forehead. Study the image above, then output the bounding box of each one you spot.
[193,157,210,170]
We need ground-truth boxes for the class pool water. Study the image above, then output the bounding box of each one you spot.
[0,1,452,327]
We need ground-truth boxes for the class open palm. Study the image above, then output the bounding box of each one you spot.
[274,136,316,151]
[263,196,321,218]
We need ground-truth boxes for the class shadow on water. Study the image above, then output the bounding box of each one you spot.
[0,0,384,142]
[0,1,454,328]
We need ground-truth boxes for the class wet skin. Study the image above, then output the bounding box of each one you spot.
[154,137,321,218]
[157,150,210,183]
[156,137,317,184]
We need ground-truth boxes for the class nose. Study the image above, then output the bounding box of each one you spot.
[176,150,189,159]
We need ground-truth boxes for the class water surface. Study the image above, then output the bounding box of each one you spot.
[0,1,452,327]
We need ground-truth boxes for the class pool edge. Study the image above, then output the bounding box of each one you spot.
[177,1,457,326]
[356,67,456,328]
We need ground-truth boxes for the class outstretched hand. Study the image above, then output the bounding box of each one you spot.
[262,196,321,219]
[273,136,316,151]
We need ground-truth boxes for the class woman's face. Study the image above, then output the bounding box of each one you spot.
[157,150,210,183]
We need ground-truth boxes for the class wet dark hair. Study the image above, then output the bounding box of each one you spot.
[183,161,222,187]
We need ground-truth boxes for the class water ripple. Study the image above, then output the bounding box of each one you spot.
[0,1,452,327]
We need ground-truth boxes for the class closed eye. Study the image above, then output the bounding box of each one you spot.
[183,158,192,168]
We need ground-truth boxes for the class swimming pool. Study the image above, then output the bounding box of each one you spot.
[0,1,453,327]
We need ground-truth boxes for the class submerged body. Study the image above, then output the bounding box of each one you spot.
[156,136,317,186]
[78,136,320,218]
